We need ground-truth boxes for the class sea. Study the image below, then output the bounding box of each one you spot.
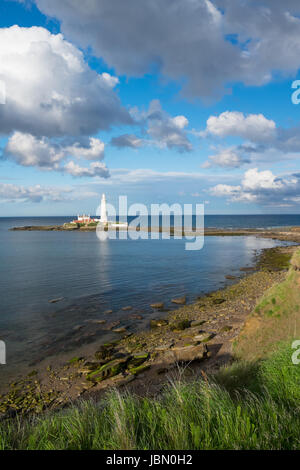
[0,214,299,388]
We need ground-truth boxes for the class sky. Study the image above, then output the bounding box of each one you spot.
[1,0,300,216]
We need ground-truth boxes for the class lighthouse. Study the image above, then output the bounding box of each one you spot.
[101,193,108,223]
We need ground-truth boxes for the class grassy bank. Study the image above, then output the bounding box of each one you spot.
[0,342,299,450]
[1,249,300,450]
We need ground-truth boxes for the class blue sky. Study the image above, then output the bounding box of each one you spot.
[1,0,300,215]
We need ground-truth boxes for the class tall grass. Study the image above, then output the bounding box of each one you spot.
[0,343,300,450]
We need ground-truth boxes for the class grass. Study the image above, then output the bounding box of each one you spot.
[0,343,300,450]
[236,262,300,361]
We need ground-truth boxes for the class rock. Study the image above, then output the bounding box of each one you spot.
[240,267,255,272]
[194,333,214,343]
[212,298,225,305]
[113,327,128,334]
[49,297,64,304]
[220,325,233,333]
[165,343,209,364]
[127,352,149,368]
[171,296,186,305]
[129,364,151,376]
[170,319,190,331]
[104,310,113,314]
[73,325,84,331]
[94,344,115,361]
[155,342,174,351]
[150,319,168,328]
[150,302,164,309]
[128,314,143,320]
[225,275,237,280]
[104,321,120,331]
[122,306,132,311]
[93,320,107,325]
[87,356,131,382]
[190,320,206,328]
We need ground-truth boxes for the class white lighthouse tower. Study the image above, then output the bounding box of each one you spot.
[100,193,108,223]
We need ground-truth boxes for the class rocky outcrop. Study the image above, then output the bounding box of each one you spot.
[171,296,186,305]
[164,344,210,364]
[150,319,168,328]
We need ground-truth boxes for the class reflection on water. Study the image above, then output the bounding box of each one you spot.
[0,217,294,387]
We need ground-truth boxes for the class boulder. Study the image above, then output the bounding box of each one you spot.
[87,356,131,382]
[155,342,174,351]
[194,333,214,343]
[122,306,132,311]
[170,319,190,331]
[129,364,151,376]
[127,352,149,368]
[171,296,186,305]
[150,319,168,328]
[94,344,115,361]
[190,320,206,328]
[165,344,209,364]
[150,302,164,309]
[113,327,128,334]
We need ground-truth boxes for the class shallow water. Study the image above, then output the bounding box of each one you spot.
[0,216,295,388]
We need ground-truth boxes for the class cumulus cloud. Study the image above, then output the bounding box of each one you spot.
[63,161,109,178]
[209,168,300,206]
[4,132,108,177]
[138,100,192,152]
[0,25,131,138]
[203,147,251,168]
[110,134,143,149]
[23,0,300,99]
[5,132,65,168]
[200,111,300,168]
[202,111,276,141]
[112,100,192,152]
[66,138,105,161]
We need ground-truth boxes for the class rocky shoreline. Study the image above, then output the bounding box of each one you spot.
[1,228,300,418]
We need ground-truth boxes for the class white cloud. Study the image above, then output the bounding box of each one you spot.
[202,111,276,141]
[66,138,105,161]
[0,26,131,138]
[112,100,192,152]
[5,132,64,168]
[4,132,107,176]
[142,100,192,152]
[27,0,300,99]
[203,147,250,168]
[209,168,300,206]
[63,161,109,178]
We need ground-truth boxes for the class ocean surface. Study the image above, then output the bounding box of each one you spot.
[0,215,298,387]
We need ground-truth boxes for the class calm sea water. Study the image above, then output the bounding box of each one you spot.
[0,215,297,387]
